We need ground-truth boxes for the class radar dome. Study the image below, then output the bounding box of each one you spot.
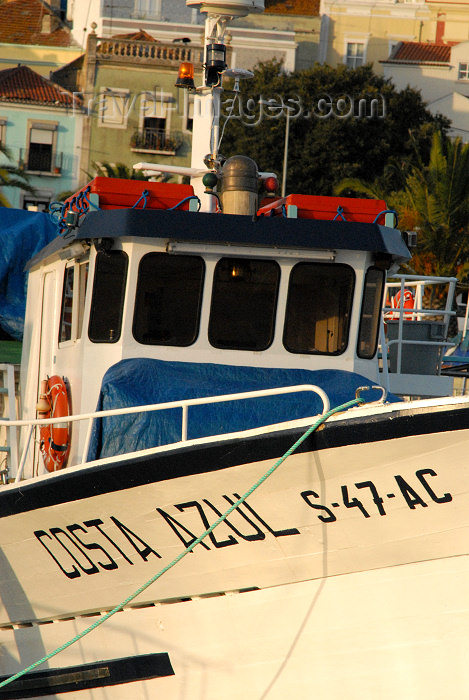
[186,0,264,17]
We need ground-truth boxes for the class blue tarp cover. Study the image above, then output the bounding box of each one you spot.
[87,358,398,461]
[0,209,57,339]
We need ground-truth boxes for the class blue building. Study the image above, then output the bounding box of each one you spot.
[0,65,84,210]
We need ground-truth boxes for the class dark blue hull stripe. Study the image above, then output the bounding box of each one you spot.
[0,403,467,519]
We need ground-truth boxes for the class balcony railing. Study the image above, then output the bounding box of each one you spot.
[19,148,63,175]
[98,39,203,67]
[130,128,183,154]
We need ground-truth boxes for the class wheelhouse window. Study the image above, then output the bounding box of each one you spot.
[208,258,280,351]
[357,267,385,359]
[89,250,128,343]
[59,261,89,344]
[133,253,204,346]
[283,262,354,355]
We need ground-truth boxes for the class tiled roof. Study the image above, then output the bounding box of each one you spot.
[265,0,319,16]
[0,0,77,47]
[386,41,452,64]
[111,29,158,42]
[0,65,82,107]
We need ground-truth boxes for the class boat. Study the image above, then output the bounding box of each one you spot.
[0,1,468,697]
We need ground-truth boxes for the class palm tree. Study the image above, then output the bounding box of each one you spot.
[0,144,36,207]
[90,161,152,181]
[335,131,469,280]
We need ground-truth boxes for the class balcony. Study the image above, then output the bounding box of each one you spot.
[19,148,64,176]
[98,39,203,68]
[130,128,183,155]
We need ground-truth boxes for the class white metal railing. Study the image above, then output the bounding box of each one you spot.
[0,385,330,484]
[0,364,18,482]
[381,274,457,382]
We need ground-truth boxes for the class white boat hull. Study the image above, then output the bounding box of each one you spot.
[1,555,468,698]
[1,400,468,696]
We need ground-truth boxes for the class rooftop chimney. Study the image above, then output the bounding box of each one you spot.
[41,1,61,34]
[436,13,446,44]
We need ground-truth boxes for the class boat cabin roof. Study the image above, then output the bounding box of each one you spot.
[27,208,411,270]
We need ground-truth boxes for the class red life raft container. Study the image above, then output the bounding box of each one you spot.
[64,177,195,212]
[257,194,389,224]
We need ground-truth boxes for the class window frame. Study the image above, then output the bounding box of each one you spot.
[58,259,90,346]
[283,261,355,356]
[345,41,366,68]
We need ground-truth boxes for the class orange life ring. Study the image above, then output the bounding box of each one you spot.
[390,288,415,320]
[37,376,71,472]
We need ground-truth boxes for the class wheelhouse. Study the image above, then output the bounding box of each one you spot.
[21,204,409,473]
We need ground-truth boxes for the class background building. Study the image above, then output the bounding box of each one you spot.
[0,64,84,209]
[67,0,320,72]
[0,0,81,76]
[52,28,204,182]
[382,40,469,141]
[319,0,469,75]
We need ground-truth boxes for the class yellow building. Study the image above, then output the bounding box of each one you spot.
[319,0,469,74]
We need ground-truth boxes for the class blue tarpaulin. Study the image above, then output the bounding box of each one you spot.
[0,209,57,339]
[87,358,399,461]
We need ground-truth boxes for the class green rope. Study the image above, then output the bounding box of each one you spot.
[0,396,363,689]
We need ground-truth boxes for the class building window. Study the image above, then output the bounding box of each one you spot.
[133,253,204,346]
[133,0,161,17]
[89,251,128,343]
[283,263,355,355]
[458,63,469,80]
[357,267,385,359]
[209,258,280,351]
[134,92,173,150]
[345,43,365,68]
[99,88,130,128]
[27,122,57,172]
[22,191,53,212]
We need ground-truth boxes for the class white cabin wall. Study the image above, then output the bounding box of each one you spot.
[116,240,380,378]
[21,239,382,470]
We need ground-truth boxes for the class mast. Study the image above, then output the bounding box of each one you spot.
[134,0,266,212]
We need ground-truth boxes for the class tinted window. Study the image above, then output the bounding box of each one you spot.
[133,253,204,346]
[59,266,74,343]
[357,267,385,359]
[89,250,128,343]
[284,263,354,355]
[209,258,280,351]
[76,262,89,339]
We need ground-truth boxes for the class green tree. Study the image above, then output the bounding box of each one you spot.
[335,131,469,280]
[220,61,448,196]
[0,145,35,207]
[90,161,151,180]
